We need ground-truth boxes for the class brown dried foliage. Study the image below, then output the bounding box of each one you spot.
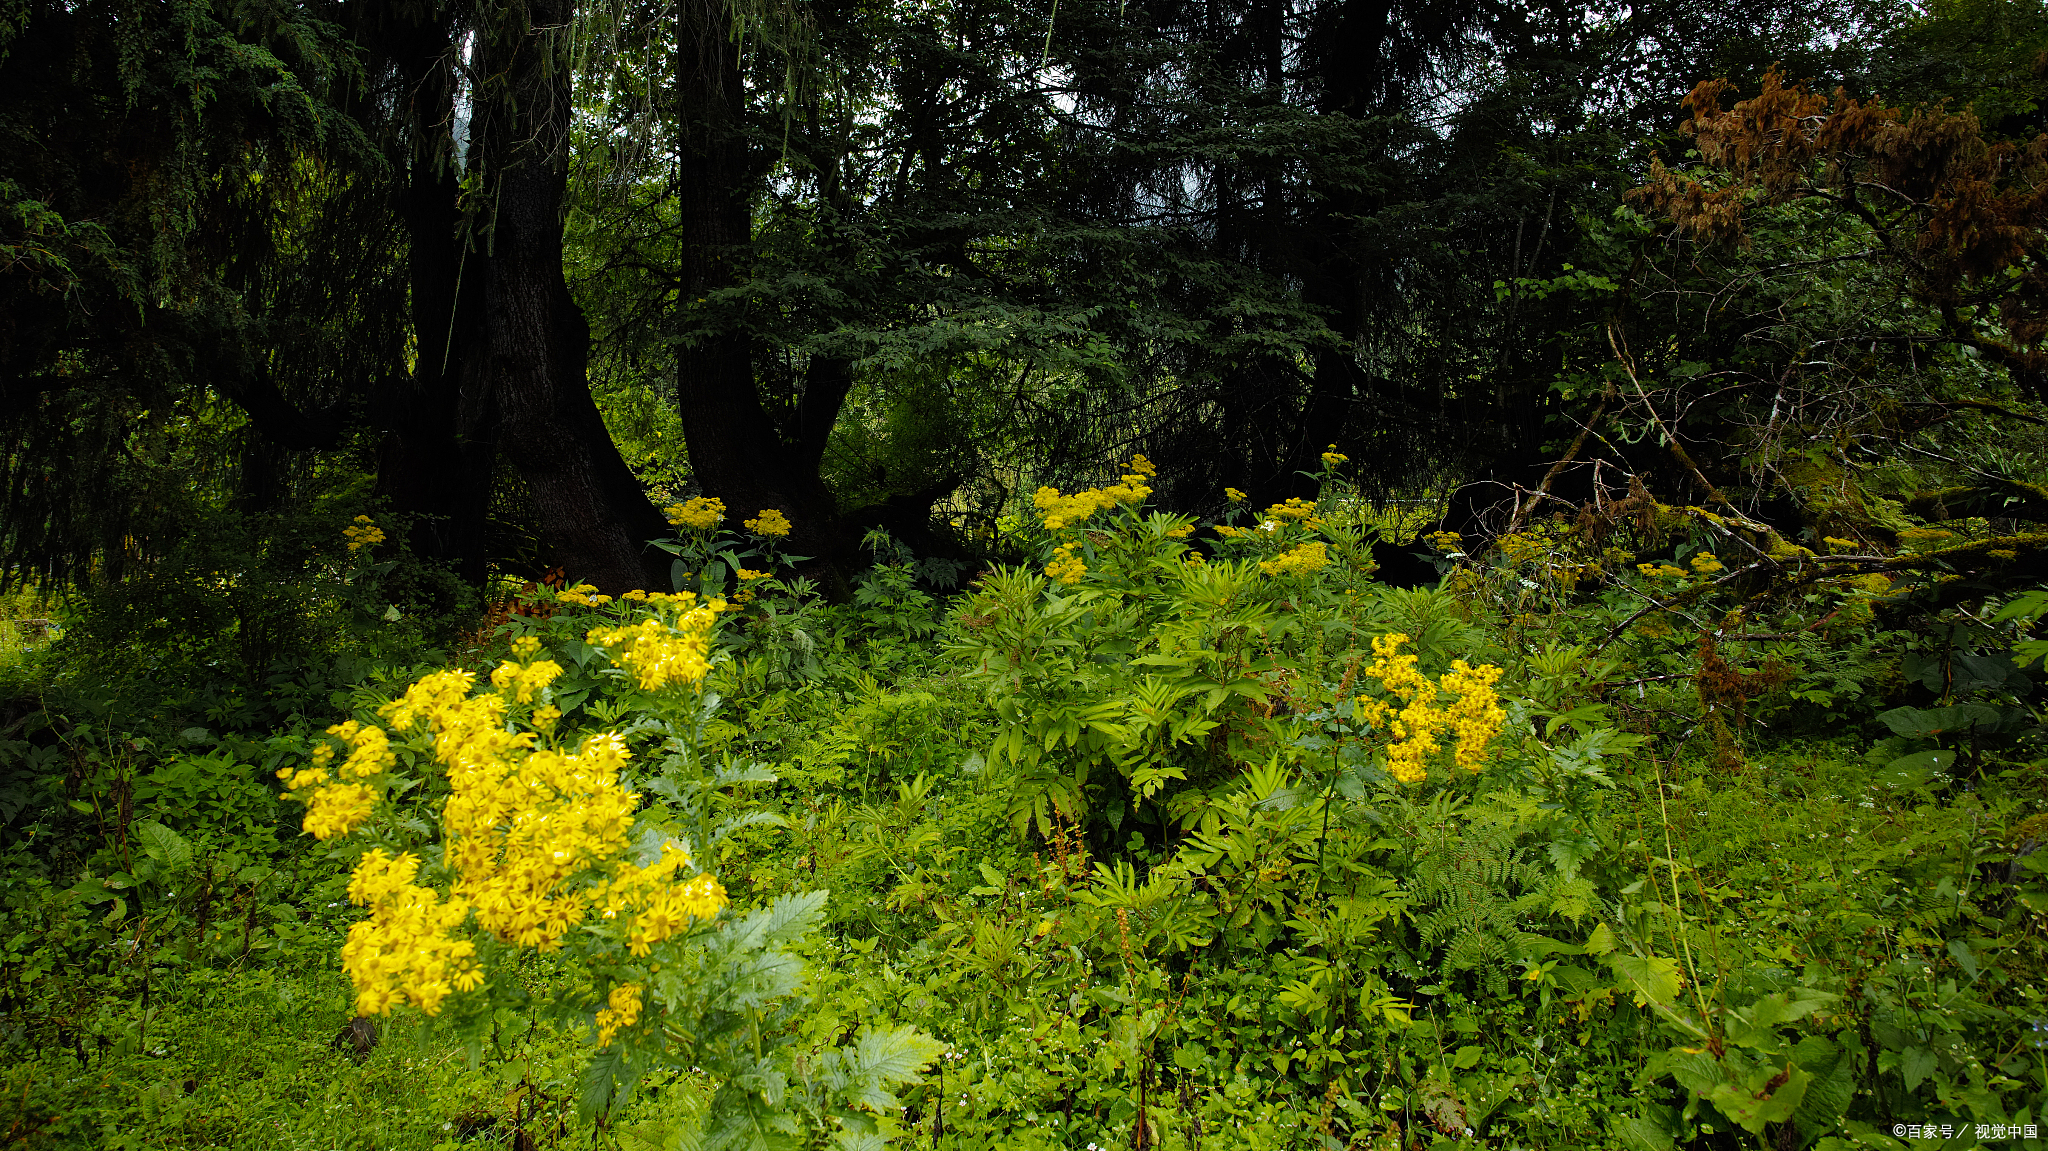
[1630,68,2048,397]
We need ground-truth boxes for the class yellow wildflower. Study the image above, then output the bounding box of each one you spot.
[736,568,770,582]
[1045,543,1087,586]
[343,516,386,554]
[1213,524,1245,540]
[1425,531,1464,554]
[1128,454,1157,477]
[595,982,644,1045]
[1263,498,1319,522]
[1689,553,1725,575]
[744,508,792,538]
[1224,488,1247,503]
[1035,486,1114,531]
[585,593,725,692]
[1355,634,1505,783]
[1258,541,1329,577]
[301,782,377,839]
[1166,525,1193,539]
[1320,445,1348,467]
[558,582,611,607]
[340,850,480,1016]
[666,497,726,532]
[489,659,564,704]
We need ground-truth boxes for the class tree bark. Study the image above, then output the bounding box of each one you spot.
[363,5,498,586]
[672,0,850,560]
[472,0,672,595]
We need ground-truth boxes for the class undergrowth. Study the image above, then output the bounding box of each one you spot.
[2,467,2044,1151]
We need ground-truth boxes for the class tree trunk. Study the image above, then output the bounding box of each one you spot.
[364,7,498,586]
[672,0,853,560]
[473,0,672,595]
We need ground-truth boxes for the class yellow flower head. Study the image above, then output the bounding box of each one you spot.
[1224,487,1247,503]
[1263,497,1319,523]
[586,593,725,692]
[1689,552,1725,575]
[744,508,792,538]
[1425,531,1464,554]
[1045,543,1087,586]
[343,516,386,554]
[1355,634,1506,784]
[595,982,644,1045]
[1129,454,1158,478]
[1258,541,1329,577]
[341,849,480,1017]
[666,497,726,532]
[558,582,611,607]
[1320,445,1348,467]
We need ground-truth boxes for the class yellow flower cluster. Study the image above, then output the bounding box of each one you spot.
[666,497,726,532]
[736,568,770,583]
[584,593,726,692]
[597,842,729,955]
[595,982,644,1046]
[343,516,386,554]
[490,657,565,703]
[340,850,481,1016]
[300,780,376,839]
[1354,634,1506,783]
[1424,531,1464,553]
[313,616,741,1019]
[1224,487,1247,503]
[1045,543,1087,586]
[558,582,612,607]
[1320,445,1348,467]
[1213,524,1246,540]
[1690,552,1725,575]
[1258,541,1329,577]
[1263,498,1319,524]
[1636,562,1689,580]
[1034,457,1156,530]
[744,508,792,538]
[374,668,642,951]
[278,719,397,839]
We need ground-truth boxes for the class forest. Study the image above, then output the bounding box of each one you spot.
[3,0,2048,1146]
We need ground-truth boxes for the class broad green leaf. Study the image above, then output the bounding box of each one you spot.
[1606,952,1683,1007]
[135,820,192,870]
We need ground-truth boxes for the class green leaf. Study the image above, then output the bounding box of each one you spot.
[829,1026,943,1113]
[1610,1115,1676,1151]
[1582,922,1618,955]
[1707,1063,1809,1135]
[1605,952,1683,1007]
[135,820,192,871]
[1876,704,2000,739]
[1946,938,1979,981]
[1898,1046,1936,1093]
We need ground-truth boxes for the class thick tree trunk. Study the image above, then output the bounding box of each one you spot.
[365,9,497,586]
[672,0,853,561]
[473,0,671,595]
